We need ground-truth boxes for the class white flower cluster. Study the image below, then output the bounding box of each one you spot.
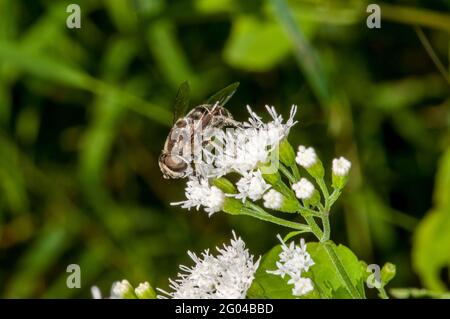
[267,235,315,297]
[171,178,225,216]
[235,170,271,202]
[157,232,260,299]
[173,105,297,215]
[200,105,297,178]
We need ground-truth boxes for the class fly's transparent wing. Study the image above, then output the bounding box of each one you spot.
[206,82,239,107]
[173,81,190,124]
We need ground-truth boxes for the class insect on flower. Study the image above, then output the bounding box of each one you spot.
[159,82,240,179]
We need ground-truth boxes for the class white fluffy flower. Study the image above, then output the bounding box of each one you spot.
[292,178,315,200]
[171,178,224,216]
[235,170,271,202]
[235,129,272,173]
[290,277,314,296]
[193,105,298,178]
[244,105,297,142]
[263,189,283,210]
[204,186,226,215]
[332,156,351,176]
[157,231,260,299]
[295,146,317,168]
[267,235,314,297]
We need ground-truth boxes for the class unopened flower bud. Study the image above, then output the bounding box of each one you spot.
[292,178,315,200]
[381,263,396,285]
[263,189,283,210]
[111,280,136,299]
[296,146,324,179]
[135,282,156,299]
[332,157,351,189]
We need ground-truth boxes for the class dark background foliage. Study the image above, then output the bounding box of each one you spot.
[0,0,449,297]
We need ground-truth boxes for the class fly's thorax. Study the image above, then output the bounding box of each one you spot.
[160,104,237,179]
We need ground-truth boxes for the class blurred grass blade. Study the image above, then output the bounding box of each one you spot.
[381,4,450,33]
[414,26,450,87]
[0,41,171,125]
[270,0,330,105]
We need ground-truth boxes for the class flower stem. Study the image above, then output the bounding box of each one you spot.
[291,163,301,180]
[316,178,330,210]
[304,216,323,240]
[378,286,389,299]
[328,188,341,207]
[243,204,311,232]
[323,241,363,299]
[279,163,297,183]
[321,212,330,242]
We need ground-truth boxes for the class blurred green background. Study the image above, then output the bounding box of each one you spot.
[0,0,449,298]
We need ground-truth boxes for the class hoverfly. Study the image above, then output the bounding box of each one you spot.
[159,82,240,179]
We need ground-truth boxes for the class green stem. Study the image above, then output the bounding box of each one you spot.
[304,216,323,240]
[279,163,296,183]
[291,163,301,180]
[323,241,363,299]
[298,206,322,217]
[378,286,389,299]
[321,212,330,242]
[243,204,311,232]
[328,188,341,207]
[316,178,330,210]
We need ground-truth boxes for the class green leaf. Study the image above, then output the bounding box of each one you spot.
[413,146,450,292]
[248,241,366,299]
[212,177,237,194]
[224,16,291,72]
[222,197,244,215]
